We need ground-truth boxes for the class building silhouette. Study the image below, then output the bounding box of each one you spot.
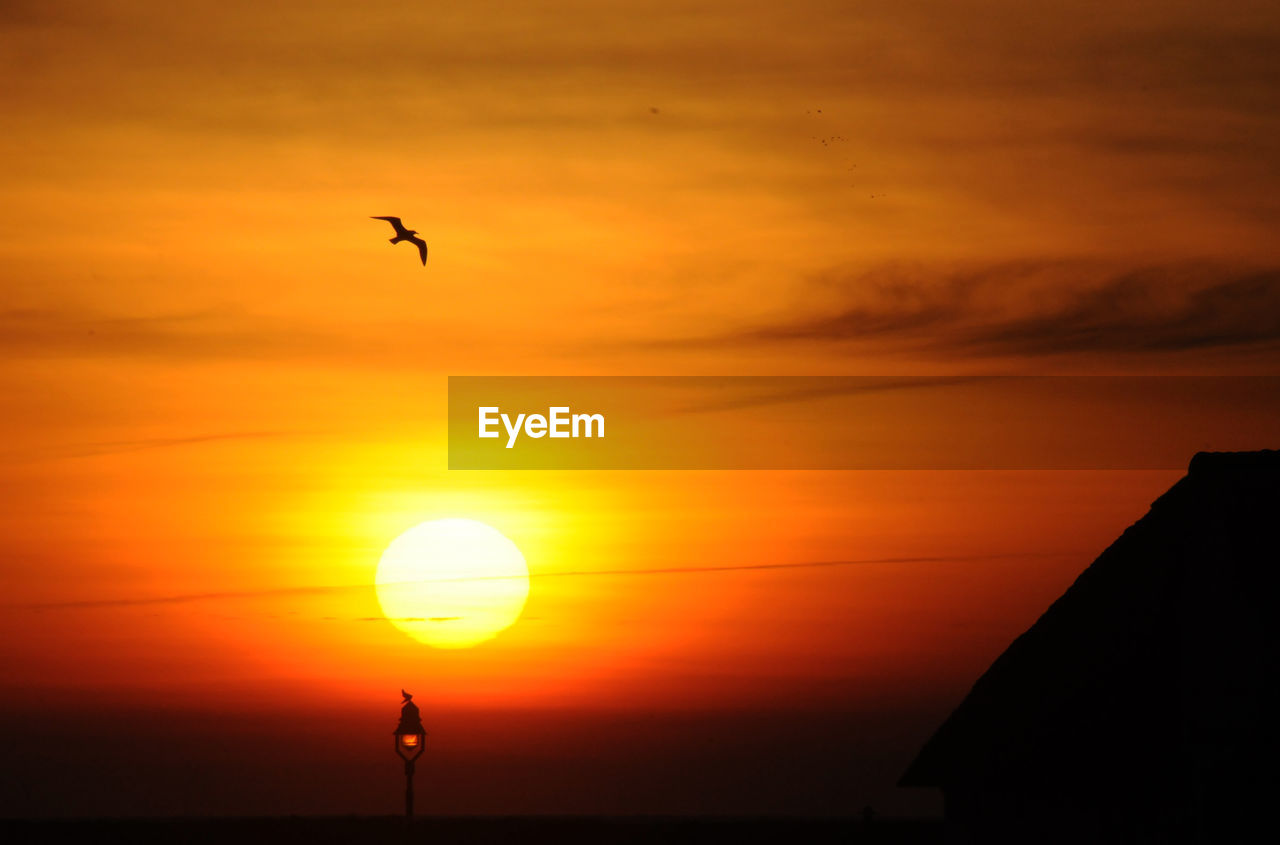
[901,451,1280,843]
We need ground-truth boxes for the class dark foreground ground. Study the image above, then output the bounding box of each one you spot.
[1,816,944,844]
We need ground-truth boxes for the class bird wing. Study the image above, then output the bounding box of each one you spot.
[408,235,428,265]
[371,216,409,237]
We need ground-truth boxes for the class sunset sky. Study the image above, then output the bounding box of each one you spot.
[2,0,1278,818]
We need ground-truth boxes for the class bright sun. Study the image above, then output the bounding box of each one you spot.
[374,518,530,649]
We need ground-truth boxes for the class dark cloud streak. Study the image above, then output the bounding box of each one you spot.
[690,261,1280,359]
[672,376,988,415]
[0,307,334,361]
[15,552,1073,611]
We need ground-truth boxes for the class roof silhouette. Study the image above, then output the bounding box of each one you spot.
[901,450,1280,830]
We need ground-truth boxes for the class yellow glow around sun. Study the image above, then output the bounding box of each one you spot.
[375,518,530,649]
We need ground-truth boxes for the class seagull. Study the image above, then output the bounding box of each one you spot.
[371,216,427,265]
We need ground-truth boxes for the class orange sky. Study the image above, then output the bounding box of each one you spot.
[1,0,1278,818]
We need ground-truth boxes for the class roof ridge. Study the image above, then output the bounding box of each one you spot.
[1188,449,1280,473]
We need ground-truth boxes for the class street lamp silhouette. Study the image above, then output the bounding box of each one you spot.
[393,689,426,817]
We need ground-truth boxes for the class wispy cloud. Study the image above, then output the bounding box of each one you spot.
[353,616,462,622]
[0,307,335,361]
[1,431,296,465]
[671,377,986,415]
[15,552,1074,611]
[680,261,1280,359]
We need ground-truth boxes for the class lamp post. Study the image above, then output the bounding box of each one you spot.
[393,690,427,818]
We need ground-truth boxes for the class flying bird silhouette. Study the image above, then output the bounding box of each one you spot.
[371,216,427,265]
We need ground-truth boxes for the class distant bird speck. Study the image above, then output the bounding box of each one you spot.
[649,106,659,114]
[371,216,427,266]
